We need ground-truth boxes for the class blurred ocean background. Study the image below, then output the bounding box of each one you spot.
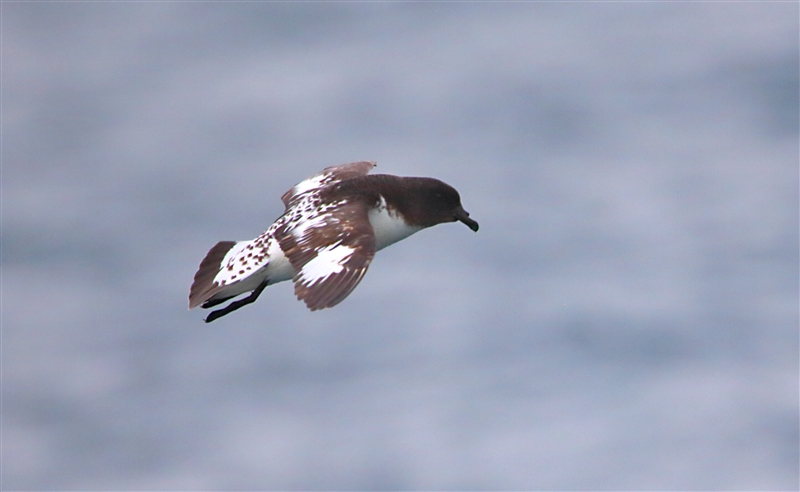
[3,2,798,490]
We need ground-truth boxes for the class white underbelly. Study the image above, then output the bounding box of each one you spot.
[264,238,295,283]
[368,200,422,251]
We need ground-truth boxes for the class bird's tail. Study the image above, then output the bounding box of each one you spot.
[188,240,237,309]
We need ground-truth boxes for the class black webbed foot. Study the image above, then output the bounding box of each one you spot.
[204,280,269,323]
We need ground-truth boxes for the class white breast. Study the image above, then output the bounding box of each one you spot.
[368,196,423,251]
[264,237,295,283]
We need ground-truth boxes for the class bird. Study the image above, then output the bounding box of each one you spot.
[188,161,479,322]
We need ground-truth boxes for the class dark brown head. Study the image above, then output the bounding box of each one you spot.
[391,177,479,231]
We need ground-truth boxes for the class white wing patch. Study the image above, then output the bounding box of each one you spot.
[281,161,376,208]
[290,173,329,200]
[296,243,356,287]
[291,200,344,243]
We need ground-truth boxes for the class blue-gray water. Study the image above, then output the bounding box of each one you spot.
[4,3,798,489]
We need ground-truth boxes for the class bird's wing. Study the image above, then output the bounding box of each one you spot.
[274,199,376,310]
[280,161,375,209]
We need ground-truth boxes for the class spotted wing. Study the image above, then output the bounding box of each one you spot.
[281,161,375,209]
[274,200,376,311]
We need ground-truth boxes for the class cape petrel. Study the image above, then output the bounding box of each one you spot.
[189,161,479,322]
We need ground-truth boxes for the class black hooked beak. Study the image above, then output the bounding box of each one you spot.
[454,207,479,232]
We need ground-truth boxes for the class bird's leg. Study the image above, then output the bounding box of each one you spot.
[204,280,269,323]
[201,295,235,309]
